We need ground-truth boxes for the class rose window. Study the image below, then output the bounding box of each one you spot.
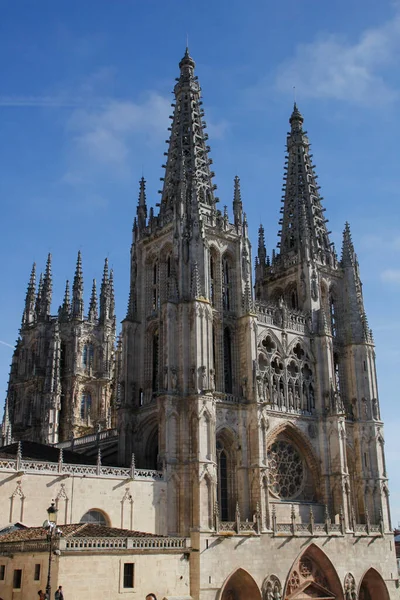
[267,440,304,499]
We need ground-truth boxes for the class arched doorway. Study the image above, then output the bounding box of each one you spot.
[284,544,343,599]
[359,568,390,600]
[220,568,262,600]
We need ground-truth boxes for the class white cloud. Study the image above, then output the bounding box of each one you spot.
[275,13,400,106]
[381,269,400,283]
[67,94,171,169]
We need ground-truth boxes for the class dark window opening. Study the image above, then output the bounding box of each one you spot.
[152,332,159,393]
[34,564,40,581]
[123,563,135,588]
[218,447,229,521]
[80,392,92,420]
[13,569,22,589]
[0,565,5,581]
[223,328,233,394]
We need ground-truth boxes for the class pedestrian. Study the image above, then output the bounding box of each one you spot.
[55,585,64,600]
[146,594,157,600]
[38,591,45,600]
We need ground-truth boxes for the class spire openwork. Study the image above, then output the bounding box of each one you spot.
[278,104,334,266]
[160,48,216,220]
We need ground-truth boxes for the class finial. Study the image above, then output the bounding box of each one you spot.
[72,250,84,319]
[179,46,195,70]
[88,279,98,322]
[289,102,304,128]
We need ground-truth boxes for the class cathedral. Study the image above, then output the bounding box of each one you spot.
[0,49,398,600]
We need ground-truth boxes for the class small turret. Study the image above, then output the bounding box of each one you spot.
[88,279,98,322]
[72,251,84,320]
[35,273,43,317]
[258,224,267,266]
[341,222,356,268]
[233,176,243,230]
[137,177,147,231]
[22,262,36,326]
[40,254,53,318]
[100,258,110,323]
[59,280,71,321]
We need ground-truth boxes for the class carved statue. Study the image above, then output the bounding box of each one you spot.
[295,389,301,410]
[288,388,294,410]
[273,384,278,406]
[372,398,380,420]
[191,366,197,390]
[210,369,215,391]
[257,376,263,400]
[263,376,270,402]
[200,366,207,391]
[171,368,178,391]
[273,583,281,600]
[241,376,248,398]
[279,389,284,409]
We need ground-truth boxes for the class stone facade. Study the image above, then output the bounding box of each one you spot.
[1,49,399,599]
[1,254,117,445]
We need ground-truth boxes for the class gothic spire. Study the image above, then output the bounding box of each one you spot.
[233,175,243,229]
[100,258,110,323]
[278,103,333,266]
[109,269,115,320]
[40,253,52,318]
[88,279,98,322]
[258,224,267,265]
[341,222,356,267]
[159,48,216,221]
[72,251,84,320]
[137,177,147,231]
[59,280,71,320]
[22,262,36,326]
[35,272,43,316]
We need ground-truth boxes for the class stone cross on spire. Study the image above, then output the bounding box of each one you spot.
[159,48,216,222]
[278,104,334,266]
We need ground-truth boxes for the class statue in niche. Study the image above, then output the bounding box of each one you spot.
[191,366,197,390]
[372,398,380,420]
[210,369,215,391]
[200,366,207,391]
[272,384,278,406]
[344,574,357,600]
[288,388,294,410]
[241,377,248,398]
[279,388,285,409]
[309,387,315,410]
[265,583,274,600]
[273,583,281,600]
[263,377,270,402]
[171,368,178,391]
[257,376,263,400]
[295,389,301,410]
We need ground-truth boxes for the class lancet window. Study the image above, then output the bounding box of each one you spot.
[152,331,159,394]
[82,343,94,369]
[223,328,233,394]
[152,261,160,311]
[210,256,215,306]
[80,391,92,421]
[222,256,232,311]
[216,436,236,521]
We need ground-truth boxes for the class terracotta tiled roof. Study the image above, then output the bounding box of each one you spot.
[0,523,161,543]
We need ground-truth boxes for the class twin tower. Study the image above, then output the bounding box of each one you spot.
[2,49,389,538]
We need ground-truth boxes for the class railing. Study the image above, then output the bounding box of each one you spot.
[255,302,308,334]
[56,428,118,449]
[214,393,242,404]
[0,458,164,481]
[0,536,187,554]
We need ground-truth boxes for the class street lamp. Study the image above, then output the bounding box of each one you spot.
[44,501,62,600]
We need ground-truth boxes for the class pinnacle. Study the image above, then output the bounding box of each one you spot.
[290,102,304,126]
[88,279,98,321]
[341,221,356,267]
[179,47,195,70]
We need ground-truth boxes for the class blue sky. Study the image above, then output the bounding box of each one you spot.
[1,0,400,525]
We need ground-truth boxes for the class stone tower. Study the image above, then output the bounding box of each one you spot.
[118,51,389,543]
[1,253,117,445]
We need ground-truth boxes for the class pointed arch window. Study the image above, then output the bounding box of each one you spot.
[217,441,229,521]
[80,391,92,420]
[223,328,233,394]
[330,296,336,336]
[210,256,215,306]
[222,257,231,311]
[82,343,94,368]
[152,330,159,393]
[152,261,160,311]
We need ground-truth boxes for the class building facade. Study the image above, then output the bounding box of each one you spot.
[1,49,398,599]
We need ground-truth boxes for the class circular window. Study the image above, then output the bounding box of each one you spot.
[267,440,304,500]
[80,510,108,526]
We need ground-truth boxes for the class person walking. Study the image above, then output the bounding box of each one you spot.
[55,585,64,600]
[38,591,46,600]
